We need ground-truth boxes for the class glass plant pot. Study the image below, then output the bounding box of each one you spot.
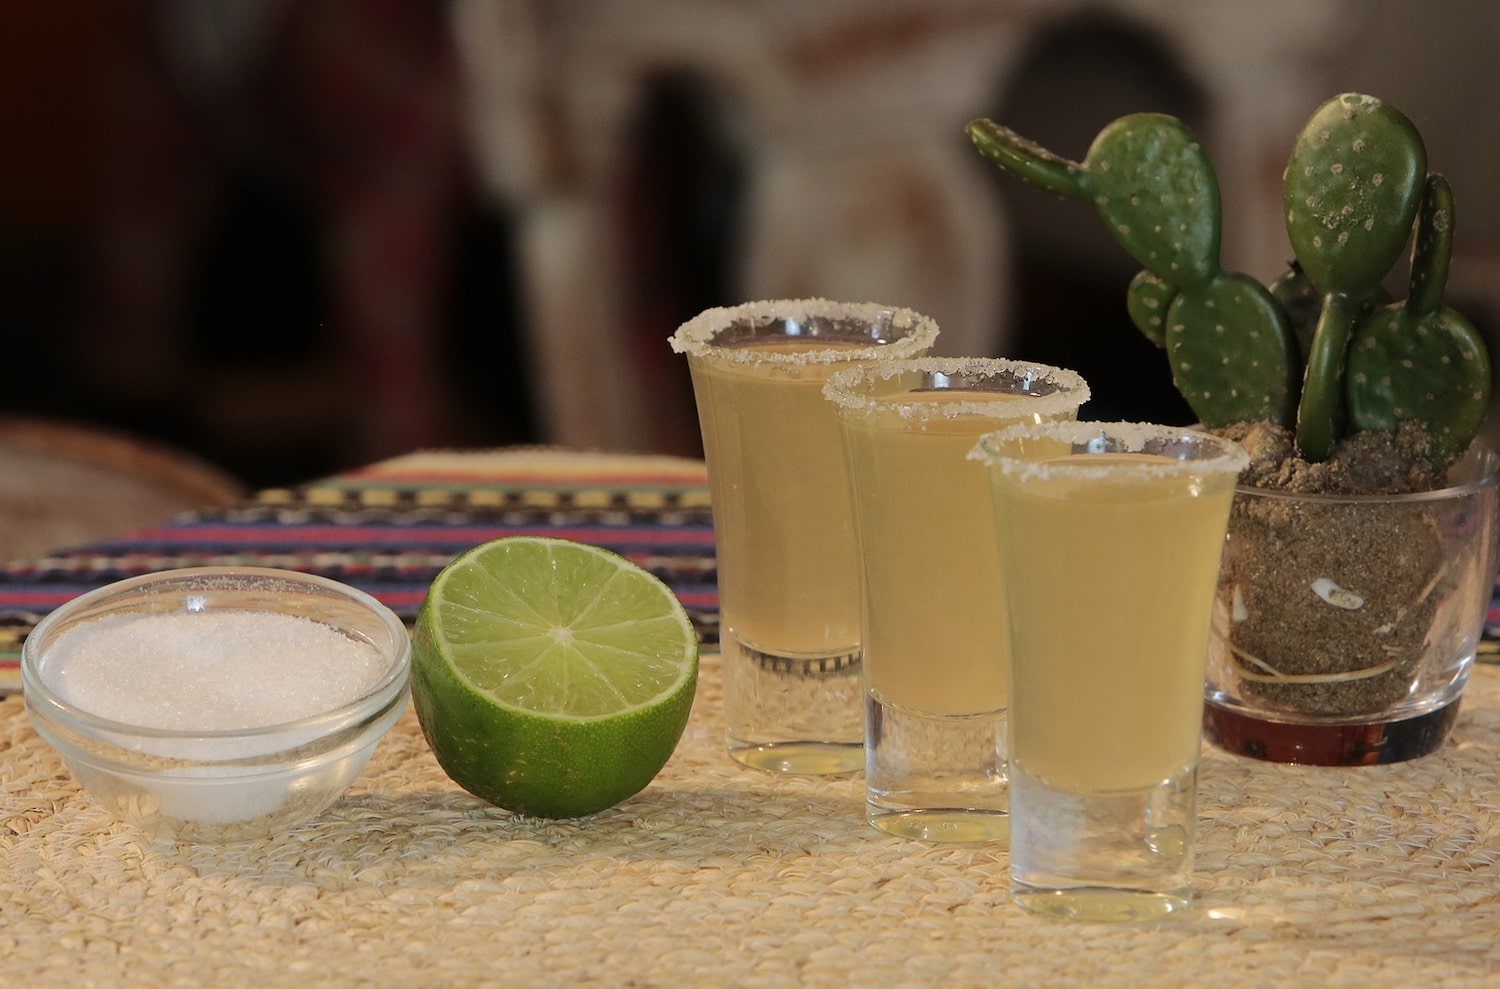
[1204,441,1500,765]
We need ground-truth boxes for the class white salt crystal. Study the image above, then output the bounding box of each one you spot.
[44,610,388,730]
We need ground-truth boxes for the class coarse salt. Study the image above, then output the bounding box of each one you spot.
[43,609,388,730]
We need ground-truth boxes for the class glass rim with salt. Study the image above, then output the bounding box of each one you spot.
[668,297,939,366]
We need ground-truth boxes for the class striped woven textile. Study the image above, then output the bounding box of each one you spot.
[0,449,717,695]
[4,447,1499,695]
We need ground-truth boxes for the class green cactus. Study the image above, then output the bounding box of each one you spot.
[1283,93,1428,462]
[967,116,1298,428]
[1346,174,1492,464]
[966,93,1491,467]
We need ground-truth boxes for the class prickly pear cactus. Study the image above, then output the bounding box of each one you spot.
[967,92,1492,468]
[967,116,1299,428]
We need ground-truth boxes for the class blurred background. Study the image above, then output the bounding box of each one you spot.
[4,0,1498,490]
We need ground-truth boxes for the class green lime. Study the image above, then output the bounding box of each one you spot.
[411,536,699,818]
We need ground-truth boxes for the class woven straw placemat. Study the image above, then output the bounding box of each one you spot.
[6,654,1500,987]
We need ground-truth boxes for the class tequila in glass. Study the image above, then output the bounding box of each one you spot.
[670,299,938,773]
[824,358,1089,841]
[973,422,1246,919]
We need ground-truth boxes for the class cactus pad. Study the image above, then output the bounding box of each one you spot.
[1126,270,1175,347]
[965,119,1087,198]
[1346,308,1490,465]
[1347,175,1491,465]
[1283,94,1426,295]
[1082,114,1221,289]
[1165,273,1299,427]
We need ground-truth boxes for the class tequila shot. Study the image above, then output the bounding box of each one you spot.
[670,299,938,774]
[974,422,1246,919]
[825,358,1088,840]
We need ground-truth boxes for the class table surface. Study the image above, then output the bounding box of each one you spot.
[5,448,1500,986]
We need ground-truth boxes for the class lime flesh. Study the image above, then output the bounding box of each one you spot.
[411,536,698,818]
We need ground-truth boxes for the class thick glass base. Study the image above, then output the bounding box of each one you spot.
[720,632,863,775]
[1012,885,1190,923]
[1203,695,1462,766]
[865,692,1007,843]
[727,739,863,775]
[868,808,1009,844]
[1009,760,1196,922]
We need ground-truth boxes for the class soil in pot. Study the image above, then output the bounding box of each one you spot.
[1212,420,1481,719]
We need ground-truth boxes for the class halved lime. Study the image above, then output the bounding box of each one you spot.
[411,536,699,818]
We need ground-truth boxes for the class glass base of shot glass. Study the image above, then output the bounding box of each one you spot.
[1009,760,1197,922]
[720,632,864,775]
[865,692,1008,843]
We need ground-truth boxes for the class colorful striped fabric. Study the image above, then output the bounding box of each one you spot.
[5,447,1499,695]
[0,449,718,695]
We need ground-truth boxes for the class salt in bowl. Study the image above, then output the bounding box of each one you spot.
[22,567,411,842]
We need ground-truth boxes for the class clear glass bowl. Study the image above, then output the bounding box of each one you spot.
[22,567,411,842]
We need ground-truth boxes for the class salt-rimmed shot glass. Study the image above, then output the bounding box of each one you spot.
[971,422,1248,920]
[21,567,411,843]
[670,299,938,774]
[823,357,1089,841]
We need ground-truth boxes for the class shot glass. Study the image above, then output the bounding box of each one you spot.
[972,421,1247,920]
[670,299,938,774]
[824,358,1089,841]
